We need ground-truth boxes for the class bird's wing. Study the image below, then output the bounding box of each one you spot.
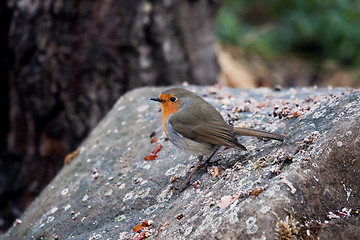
[169,113,247,150]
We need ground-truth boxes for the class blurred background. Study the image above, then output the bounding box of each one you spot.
[0,0,359,234]
[216,0,360,88]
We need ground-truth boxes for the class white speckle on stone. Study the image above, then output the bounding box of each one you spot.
[165,164,185,176]
[220,98,231,105]
[343,183,352,202]
[89,233,102,239]
[79,146,86,154]
[114,128,118,133]
[117,106,126,112]
[326,147,332,154]
[145,205,158,215]
[143,164,151,169]
[313,110,326,119]
[64,204,71,211]
[87,158,91,163]
[345,131,352,136]
[82,194,89,202]
[229,211,239,224]
[184,226,193,236]
[118,183,126,189]
[273,184,281,192]
[165,167,177,176]
[260,206,271,214]
[115,214,126,222]
[122,121,126,126]
[282,179,296,194]
[195,214,213,236]
[205,191,213,197]
[105,189,113,197]
[211,217,222,233]
[314,176,319,182]
[137,104,149,112]
[50,207,58,214]
[246,217,258,234]
[182,191,191,200]
[157,189,173,203]
[256,234,267,240]
[140,188,151,199]
[283,196,291,203]
[123,191,135,201]
[46,216,54,223]
[337,141,343,147]
[61,188,69,196]
[312,163,318,168]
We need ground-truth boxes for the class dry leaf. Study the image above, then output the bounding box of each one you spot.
[64,148,80,165]
[131,220,153,232]
[217,194,240,209]
[292,111,302,118]
[144,154,157,161]
[151,144,162,154]
[256,103,266,108]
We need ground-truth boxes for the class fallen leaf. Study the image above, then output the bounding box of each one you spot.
[292,111,302,118]
[150,137,158,143]
[64,148,80,165]
[144,154,157,161]
[217,194,240,209]
[131,220,153,232]
[256,103,266,108]
[151,144,162,154]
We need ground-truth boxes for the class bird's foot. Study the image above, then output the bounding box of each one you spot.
[171,180,191,192]
[199,158,221,169]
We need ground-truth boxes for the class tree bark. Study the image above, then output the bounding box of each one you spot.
[1,0,219,233]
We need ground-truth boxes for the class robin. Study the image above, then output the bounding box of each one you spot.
[150,88,284,190]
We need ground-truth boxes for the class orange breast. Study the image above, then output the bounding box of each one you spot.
[159,94,180,136]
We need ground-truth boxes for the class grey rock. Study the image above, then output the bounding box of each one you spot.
[2,86,359,240]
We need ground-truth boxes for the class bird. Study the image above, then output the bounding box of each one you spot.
[150,88,284,190]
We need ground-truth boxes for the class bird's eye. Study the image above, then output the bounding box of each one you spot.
[169,97,177,102]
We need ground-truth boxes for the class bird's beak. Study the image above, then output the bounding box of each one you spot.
[150,97,164,102]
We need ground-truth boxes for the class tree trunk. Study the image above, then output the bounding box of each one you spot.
[1,0,219,233]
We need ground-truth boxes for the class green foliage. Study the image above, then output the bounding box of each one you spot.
[216,0,360,67]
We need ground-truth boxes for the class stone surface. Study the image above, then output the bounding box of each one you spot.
[2,86,359,240]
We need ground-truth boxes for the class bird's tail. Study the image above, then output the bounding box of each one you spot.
[234,127,285,141]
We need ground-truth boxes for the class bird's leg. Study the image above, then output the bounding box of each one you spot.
[173,156,203,192]
[199,147,221,168]
[174,148,220,191]
[184,156,203,186]
[205,147,220,164]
